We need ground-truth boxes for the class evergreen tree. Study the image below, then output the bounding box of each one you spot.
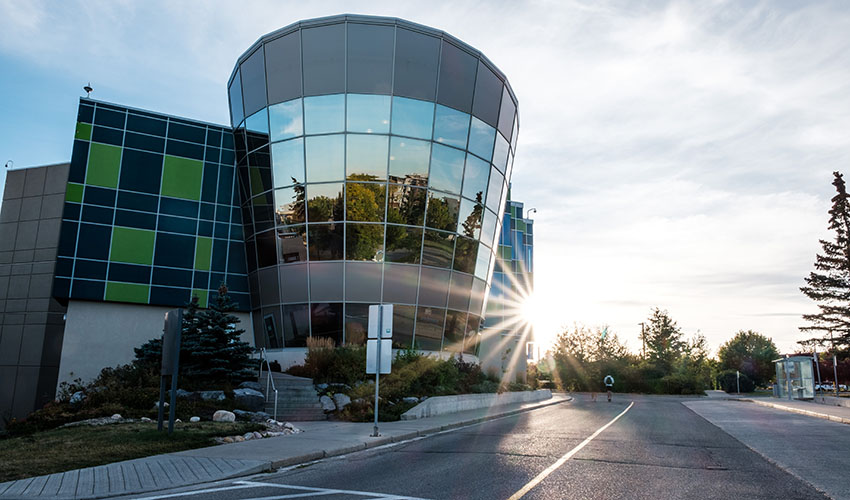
[644,308,684,372]
[800,171,850,353]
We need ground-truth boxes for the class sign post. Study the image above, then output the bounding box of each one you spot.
[157,309,182,434]
[367,304,393,437]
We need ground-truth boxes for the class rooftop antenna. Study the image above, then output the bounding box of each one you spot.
[83,82,93,98]
[4,160,13,169]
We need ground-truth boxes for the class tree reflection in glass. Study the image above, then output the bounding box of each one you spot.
[389,137,429,185]
[274,185,305,226]
[453,236,477,274]
[307,183,344,222]
[387,185,426,226]
[385,225,422,264]
[346,223,385,261]
[422,229,454,269]
[308,223,343,261]
[425,191,459,232]
[457,192,484,239]
[461,154,489,202]
[271,138,305,187]
[346,179,386,222]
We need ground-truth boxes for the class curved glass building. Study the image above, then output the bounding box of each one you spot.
[227,15,519,354]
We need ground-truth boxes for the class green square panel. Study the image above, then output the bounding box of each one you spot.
[65,183,84,203]
[161,155,203,200]
[86,143,121,188]
[192,289,208,308]
[105,282,150,304]
[75,122,92,141]
[110,226,155,265]
[194,237,212,271]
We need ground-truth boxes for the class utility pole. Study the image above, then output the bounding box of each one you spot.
[639,322,646,359]
[831,330,839,398]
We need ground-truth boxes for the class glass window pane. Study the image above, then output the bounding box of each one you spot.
[269,98,303,142]
[393,28,440,101]
[422,229,454,269]
[346,182,386,222]
[385,225,422,264]
[463,314,481,354]
[391,97,434,140]
[480,208,498,249]
[437,41,477,113]
[457,197,483,239]
[347,94,391,134]
[265,32,302,105]
[347,23,394,94]
[443,310,467,352]
[391,304,416,349]
[387,185,426,226]
[241,46,267,117]
[256,229,277,268]
[471,61,502,128]
[419,267,450,307]
[425,191,460,232]
[229,70,244,125]
[309,262,343,301]
[346,135,388,180]
[429,144,464,195]
[468,117,496,162]
[278,224,307,263]
[304,94,344,135]
[311,302,343,344]
[302,24,345,96]
[307,182,344,222]
[389,137,429,185]
[511,115,519,153]
[453,236,477,274]
[433,105,470,149]
[245,108,269,134]
[305,134,344,182]
[498,86,516,141]
[272,138,305,186]
[344,302,371,345]
[346,222,385,261]
[462,154,489,203]
[485,166,504,214]
[474,243,491,280]
[415,306,445,351]
[275,186,306,226]
[345,264,382,304]
[383,264,419,305]
[492,133,510,174]
[283,303,310,347]
[308,223,343,260]
[448,272,473,311]
[280,262,308,301]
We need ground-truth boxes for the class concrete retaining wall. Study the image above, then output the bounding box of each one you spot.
[814,395,850,408]
[400,389,552,420]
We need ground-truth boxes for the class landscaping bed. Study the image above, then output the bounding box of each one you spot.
[0,421,264,483]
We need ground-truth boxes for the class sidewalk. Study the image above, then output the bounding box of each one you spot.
[739,396,850,424]
[0,394,570,500]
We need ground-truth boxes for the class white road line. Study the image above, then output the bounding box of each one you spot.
[507,401,635,500]
[235,480,432,499]
[129,482,262,499]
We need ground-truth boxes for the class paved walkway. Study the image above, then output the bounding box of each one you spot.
[740,396,850,424]
[0,394,570,499]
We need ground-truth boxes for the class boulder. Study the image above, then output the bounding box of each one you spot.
[242,432,255,440]
[212,410,236,422]
[316,383,329,391]
[234,409,271,422]
[402,397,419,405]
[233,388,265,411]
[320,395,336,412]
[110,414,122,420]
[141,417,152,422]
[252,431,263,439]
[189,416,200,423]
[238,380,263,392]
[167,389,195,400]
[69,391,85,405]
[332,393,351,410]
[198,390,226,402]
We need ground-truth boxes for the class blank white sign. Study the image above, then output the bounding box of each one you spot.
[366,339,392,374]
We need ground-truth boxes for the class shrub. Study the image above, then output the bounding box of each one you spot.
[717,369,755,393]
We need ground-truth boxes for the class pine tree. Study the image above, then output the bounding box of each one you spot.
[801,171,850,353]
[643,308,684,373]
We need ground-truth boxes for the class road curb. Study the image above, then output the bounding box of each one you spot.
[738,398,850,425]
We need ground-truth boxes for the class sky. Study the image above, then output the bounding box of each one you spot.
[2,0,849,355]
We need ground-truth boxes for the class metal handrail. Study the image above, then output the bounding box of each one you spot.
[257,348,278,421]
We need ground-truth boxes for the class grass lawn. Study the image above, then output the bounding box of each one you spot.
[0,421,264,483]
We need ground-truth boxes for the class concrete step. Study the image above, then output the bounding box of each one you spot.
[270,412,327,422]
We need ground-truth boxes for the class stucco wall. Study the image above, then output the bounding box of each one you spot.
[57,300,253,390]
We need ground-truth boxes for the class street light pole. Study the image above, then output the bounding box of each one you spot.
[831,330,839,398]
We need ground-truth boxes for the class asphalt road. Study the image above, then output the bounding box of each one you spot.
[128,395,829,500]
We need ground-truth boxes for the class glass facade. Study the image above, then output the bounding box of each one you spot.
[54,101,250,310]
[228,16,519,352]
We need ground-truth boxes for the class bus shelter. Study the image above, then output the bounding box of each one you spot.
[773,356,815,400]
